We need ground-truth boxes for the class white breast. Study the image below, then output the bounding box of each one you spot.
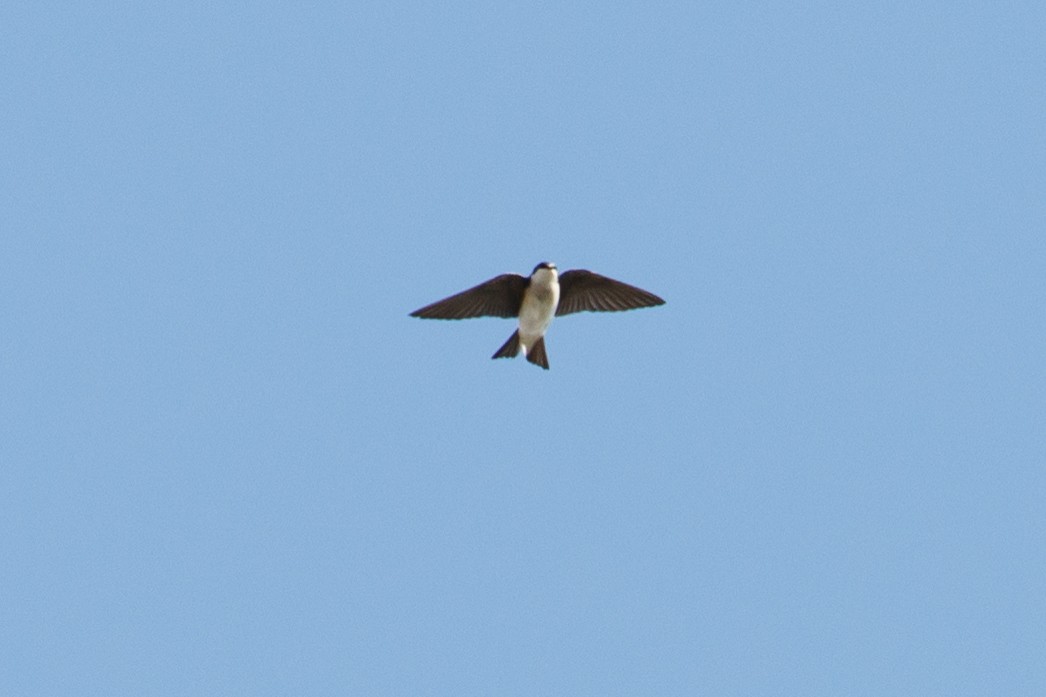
[517,268,560,346]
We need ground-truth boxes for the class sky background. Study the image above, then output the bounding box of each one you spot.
[2,2,1045,695]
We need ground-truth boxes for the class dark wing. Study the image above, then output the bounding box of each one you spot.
[410,274,528,319]
[556,270,665,316]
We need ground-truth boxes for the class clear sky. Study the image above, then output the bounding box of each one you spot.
[3,2,1044,695]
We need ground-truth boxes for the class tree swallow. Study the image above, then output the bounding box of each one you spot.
[410,262,665,369]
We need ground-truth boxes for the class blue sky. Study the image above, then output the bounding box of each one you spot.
[2,2,1044,695]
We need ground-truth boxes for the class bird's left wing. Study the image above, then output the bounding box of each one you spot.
[556,270,665,316]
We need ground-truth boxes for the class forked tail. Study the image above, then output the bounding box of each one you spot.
[492,331,549,369]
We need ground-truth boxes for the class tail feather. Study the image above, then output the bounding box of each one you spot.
[525,337,550,370]
[492,331,520,360]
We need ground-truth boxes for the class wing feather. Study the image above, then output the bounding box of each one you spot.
[556,270,665,316]
[410,274,528,319]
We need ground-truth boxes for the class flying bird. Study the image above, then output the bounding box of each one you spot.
[410,262,665,369]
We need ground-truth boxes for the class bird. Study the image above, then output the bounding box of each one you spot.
[409,262,665,369]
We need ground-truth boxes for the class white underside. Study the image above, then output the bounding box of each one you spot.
[517,268,560,355]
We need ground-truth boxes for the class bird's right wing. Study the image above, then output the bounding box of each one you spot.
[410,274,528,319]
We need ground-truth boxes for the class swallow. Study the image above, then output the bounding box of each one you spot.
[410,262,665,369]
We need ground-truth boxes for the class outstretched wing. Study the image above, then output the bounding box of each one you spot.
[556,270,665,316]
[410,274,528,319]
